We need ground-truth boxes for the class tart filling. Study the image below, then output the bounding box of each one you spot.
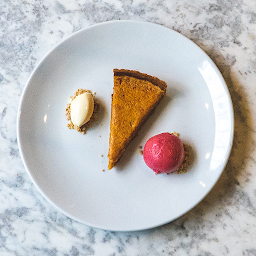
[107,69,167,170]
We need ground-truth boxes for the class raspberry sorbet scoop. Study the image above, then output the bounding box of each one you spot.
[143,133,185,174]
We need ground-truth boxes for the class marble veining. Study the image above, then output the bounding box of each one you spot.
[1,0,256,255]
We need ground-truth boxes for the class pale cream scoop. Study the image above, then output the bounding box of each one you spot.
[70,92,94,127]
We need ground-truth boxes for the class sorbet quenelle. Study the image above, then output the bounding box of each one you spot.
[143,132,185,174]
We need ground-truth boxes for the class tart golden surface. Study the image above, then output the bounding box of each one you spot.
[108,69,167,170]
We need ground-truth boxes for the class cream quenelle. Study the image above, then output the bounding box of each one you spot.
[70,92,94,127]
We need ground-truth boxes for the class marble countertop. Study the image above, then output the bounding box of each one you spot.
[1,0,256,255]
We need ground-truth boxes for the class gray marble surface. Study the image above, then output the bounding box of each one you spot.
[1,0,256,255]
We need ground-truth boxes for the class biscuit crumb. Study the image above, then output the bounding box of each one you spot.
[138,150,143,155]
[102,169,105,172]
[139,145,142,149]
[172,132,180,137]
[66,89,100,134]
[101,155,103,157]
[176,144,191,174]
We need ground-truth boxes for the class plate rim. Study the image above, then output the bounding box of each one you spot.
[17,20,234,231]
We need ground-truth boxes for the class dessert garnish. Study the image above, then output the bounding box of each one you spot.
[66,89,100,134]
[71,92,94,127]
[143,132,190,174]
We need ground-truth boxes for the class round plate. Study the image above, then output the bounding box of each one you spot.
[17,20,234,231]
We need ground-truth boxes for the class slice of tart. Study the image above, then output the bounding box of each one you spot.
[108,69,167,170]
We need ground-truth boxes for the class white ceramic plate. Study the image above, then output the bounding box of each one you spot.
[17,20,234,231]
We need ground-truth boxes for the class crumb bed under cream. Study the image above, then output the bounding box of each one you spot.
[66,89,100,134]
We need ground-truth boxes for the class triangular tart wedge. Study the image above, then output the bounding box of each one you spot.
[107,69,167,170]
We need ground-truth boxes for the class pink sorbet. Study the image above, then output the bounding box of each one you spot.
[143,133,185,174]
